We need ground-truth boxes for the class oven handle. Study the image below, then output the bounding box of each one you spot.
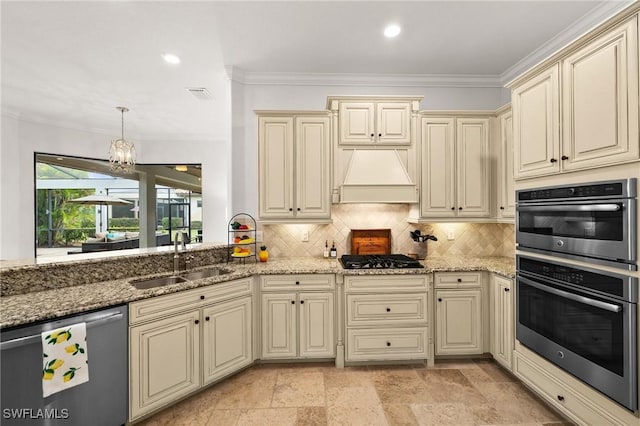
[518,276,622,313]
[517,204,621,212]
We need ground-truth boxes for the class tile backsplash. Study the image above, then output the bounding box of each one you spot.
[261,204,514,259]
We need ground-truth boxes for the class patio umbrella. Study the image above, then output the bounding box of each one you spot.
[67,194,132,232]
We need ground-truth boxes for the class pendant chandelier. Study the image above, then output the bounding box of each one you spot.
[109,106,136,173]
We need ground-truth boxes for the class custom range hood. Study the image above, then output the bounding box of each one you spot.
[339,150,417,203]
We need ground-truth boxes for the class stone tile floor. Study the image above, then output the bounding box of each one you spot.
[137,359,573,426]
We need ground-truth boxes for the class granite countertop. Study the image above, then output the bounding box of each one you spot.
[0,256,514,329]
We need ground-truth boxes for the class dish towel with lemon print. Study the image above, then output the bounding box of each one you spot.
[41,322,89,397]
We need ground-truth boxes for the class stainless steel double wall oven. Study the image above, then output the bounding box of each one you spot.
[516,179,638,411]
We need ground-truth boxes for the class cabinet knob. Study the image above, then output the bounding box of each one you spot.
[561,155,569,160]
[504,288,510,292]
[457,278,462,282]
[386,307,391,312]
[451,207,455,210]
[378,133,382,137]
[297,208,301,211]
[200,295,205,300]
[205,316,210,321]
[500,206,505,210]
[295,281,300,285]
[370,133,375,137]
[557,395,565,402]
[300,300,304,304]
[289,208,293,211]
[194,319,200,325]
[386,342,391,347]
[438,298,442,302]
[291,300,295,304]
[550,158,558,163]
[458,207,463,210]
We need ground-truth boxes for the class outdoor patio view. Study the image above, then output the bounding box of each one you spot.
[36,158,202,258]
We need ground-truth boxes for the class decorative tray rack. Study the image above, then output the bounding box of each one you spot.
[227,213,257,263]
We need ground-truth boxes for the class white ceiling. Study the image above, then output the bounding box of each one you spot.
[0,1,630,142]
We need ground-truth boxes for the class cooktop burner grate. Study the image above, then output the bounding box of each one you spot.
[340,254,423,269]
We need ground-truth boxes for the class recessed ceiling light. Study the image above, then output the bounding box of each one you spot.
[384,24,401,38]
[162,53,181,65]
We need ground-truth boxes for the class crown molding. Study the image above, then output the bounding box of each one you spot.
[234,71,503,88]
[500,0,636,85]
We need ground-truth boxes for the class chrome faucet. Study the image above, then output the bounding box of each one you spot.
[173,232,193,274]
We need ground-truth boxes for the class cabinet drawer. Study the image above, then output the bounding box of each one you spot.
[260,274,335,291]
[513,350,633,426]
[346,327,428,361]
[344,275,428,292]
[130,278,253,324]
[346,294,427,326]
[434,272,481,288]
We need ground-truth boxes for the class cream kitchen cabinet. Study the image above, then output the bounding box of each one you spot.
[129,278,253,421]
[434,272,483,355]
[419,115,491,218]
[257,112,331,221]
[338,101,412,145]
[511,15,639,179]
[344,275,431,363]
[490,274,513,370]
[260,274,335,359]
[497,108,515,219]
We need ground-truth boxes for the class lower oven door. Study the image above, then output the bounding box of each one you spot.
[516,275,637,410]
[515,199,636,263]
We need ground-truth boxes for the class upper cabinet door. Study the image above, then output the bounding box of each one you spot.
[295,116,331,218]
[562,16,639,171]
[377,102,412,144]
[339,102,376,144]
[456,118,490,217]
[258,116,294,218]
[512,64,561,179]
[420,117,456,217]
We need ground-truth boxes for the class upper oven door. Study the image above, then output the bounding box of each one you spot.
[516,199,636,263]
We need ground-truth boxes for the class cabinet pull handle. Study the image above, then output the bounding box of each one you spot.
[386,342,391,347]
[438,298,442,302]
[550,158,558,163]
[300,300,305,304]
[561,155,569,160]
[200,295,205,300]
[205,316,210,321]
[386,308,391,312]
[557,395,565,402]
[504,288,510,292]
[194,319,200,325]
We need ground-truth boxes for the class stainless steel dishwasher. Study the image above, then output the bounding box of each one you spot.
[1,304,128,425]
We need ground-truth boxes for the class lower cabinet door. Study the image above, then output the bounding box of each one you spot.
[492,276,513,369]
[299,292,334,358]
[130,310,201,420]
[346,327,428,361]
[435,289,482,355]
[202,296,253,385]
[261,293,297,359]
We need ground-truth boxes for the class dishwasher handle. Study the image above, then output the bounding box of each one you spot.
[0,312,124,351]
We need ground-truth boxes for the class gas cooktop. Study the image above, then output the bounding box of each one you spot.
[339,254,423,269]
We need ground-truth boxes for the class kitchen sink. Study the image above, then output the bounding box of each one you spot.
[180,268,232,281]
[130,275,188,289]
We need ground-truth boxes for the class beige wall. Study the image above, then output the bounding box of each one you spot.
[261,204,514,259]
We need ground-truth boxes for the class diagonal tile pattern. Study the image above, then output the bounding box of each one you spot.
[137,359,573,426]
[261,204,515,259]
